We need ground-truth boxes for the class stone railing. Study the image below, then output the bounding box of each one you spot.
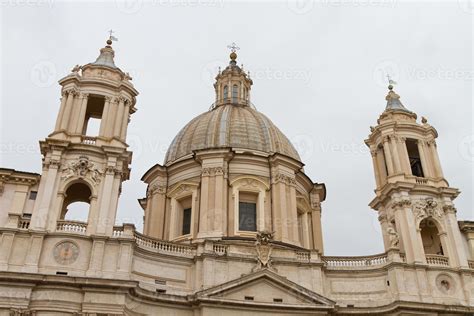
[213,244,228,255]
[134,232,196,256]
[295,251,311,262]
[112,226,124,237]
[425,254,450,267]
[17,218,31,229]
[469,260,474,269]
[81,136,97,145]
[56,220,87,234]
[322,253,388,269]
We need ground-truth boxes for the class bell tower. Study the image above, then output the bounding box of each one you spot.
[30,37,138,236]
[365,83,469,268]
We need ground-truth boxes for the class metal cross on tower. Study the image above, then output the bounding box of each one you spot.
[227,42,240,53]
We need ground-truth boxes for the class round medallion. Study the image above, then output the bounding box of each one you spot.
[53,241,79,265]
[435,273,455,294]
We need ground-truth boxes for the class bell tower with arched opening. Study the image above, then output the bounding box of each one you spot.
[30,37,138,237]
[365,83,469,268]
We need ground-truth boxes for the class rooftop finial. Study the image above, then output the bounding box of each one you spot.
[107,29,118,46]
[386,74,397,91]
[227,42,240,64]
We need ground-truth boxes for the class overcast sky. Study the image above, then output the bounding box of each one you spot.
[1,1,472,255]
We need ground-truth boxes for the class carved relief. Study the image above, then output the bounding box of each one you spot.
[254,231,276,272]
[413,198,443,224]
[435,274,455,294]
[201,167,224,177]
[61,156,103,186]
[272,172,296,186]
[442,204,457,214]
[148,182,167,196]
[392,198,411,209]
[0,181,4,196]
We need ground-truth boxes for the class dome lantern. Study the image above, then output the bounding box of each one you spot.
[213,43,253,108]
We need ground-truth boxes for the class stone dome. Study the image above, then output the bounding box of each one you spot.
[164,104,301,164]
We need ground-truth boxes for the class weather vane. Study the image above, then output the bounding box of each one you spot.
[108,29,118,42]
[227,42,240,53]
[386,74,397,86]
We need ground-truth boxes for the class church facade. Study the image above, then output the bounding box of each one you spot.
[0,39,473,315]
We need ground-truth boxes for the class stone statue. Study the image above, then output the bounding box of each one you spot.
[386,224,399,249]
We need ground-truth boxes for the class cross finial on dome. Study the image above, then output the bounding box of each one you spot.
[384,77,411,113]
[227,42,240,65]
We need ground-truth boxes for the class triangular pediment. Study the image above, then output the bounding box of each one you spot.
[195,269,335,309]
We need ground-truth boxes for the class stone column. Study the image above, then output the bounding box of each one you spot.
[75,93,89,134]
[382,137,394,175]
[443,205,469,268]
[288,179,299,244]
[370,150,381,188]
[398,137,411,175]
[310,191,324,253]
[393,199,424,264]
[99,96,112,137]
[54,92,68,131]
[213,167,226,236]
[198,169,210,237]
[145,183,167,239]
[301,211,310,249]
[60,89,76,131]
[95,165,116,235]
[390,136,402,173]
[114,97,126,138]
[105,97,118,138]
[429,140,444,178]
[31,157,61,230]
[120,102,131,141]
[271,174,290,243]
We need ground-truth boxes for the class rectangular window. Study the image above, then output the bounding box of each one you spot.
[239,202,257,231]
[182,208,192,235]
[406,139,424,177]
[29,191,38,200]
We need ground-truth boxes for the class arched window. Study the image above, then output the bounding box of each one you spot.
[61,182,91,222]
[223,85,228,100]
[232,84,239,103]
[420,218,443,255]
